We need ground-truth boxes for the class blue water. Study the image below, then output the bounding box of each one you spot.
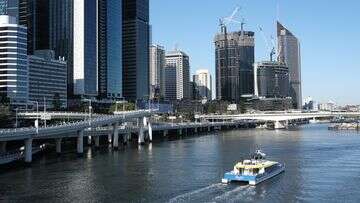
[1,124,360,202]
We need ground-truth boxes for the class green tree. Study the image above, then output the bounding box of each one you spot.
[52,93,61,110]
[108,102,135,113]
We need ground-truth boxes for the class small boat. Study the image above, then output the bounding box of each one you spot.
[222,150,285,185]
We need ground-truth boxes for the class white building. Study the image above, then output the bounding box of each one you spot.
[193,69,212,100]
[165,50,190,100]
[149,44,165,99]
[0,15,28,107]
[319,101,337,111]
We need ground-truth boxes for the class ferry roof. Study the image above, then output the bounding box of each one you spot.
[235,161,277,169]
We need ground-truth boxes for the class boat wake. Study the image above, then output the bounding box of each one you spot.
[168,183,254,203]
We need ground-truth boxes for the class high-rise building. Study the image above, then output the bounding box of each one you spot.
[214,29,255,102]
[28,50,67,109]
[149,44,165,99]
[72,0,98,96]
[193,69,212,100]
[254,61,289,98]
[0,0,35,54]
[122,0,150,100]
[164,65,176,101]
[98,0,123,99]
[165,50,190,100]
[34,0,97,98]
[277,21,302,109]
[0,15,28,107]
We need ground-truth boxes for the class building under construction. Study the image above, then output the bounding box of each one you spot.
[214,28,255,102]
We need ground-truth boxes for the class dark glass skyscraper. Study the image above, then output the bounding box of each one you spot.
[214,30,255,102]
[36,0,97,97]
[98,0,123,99]
[122,0,150,101]
[277,21,302,109]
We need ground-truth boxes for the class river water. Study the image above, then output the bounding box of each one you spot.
[1,124,360,202]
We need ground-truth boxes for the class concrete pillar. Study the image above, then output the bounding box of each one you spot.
[138,128,145,145]
[178,129,182,135]
[113,122,119,150]
[163,130,168,137]
[0,141,6,154]
[194,128,198,133]
[24,138,33,163]
[274,121,286,129]
[148,123,153,142]
[108,124,112,143]
[55,138,62,154]
[87,136,92,146]
[77,130,84,154]
[208,126,211,131]
[143,117,148,127]
[94,136,100,148]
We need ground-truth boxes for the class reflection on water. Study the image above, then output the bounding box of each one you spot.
[1,124,360,202]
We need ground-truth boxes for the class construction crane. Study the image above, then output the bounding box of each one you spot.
[258,26,276,61]
[220,6,240,28]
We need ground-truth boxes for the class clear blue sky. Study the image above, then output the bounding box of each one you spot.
[150,0,360,105]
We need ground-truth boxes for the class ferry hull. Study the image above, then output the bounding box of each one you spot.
[222,164,285,185]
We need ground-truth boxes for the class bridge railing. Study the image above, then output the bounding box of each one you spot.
[0,110,155,138]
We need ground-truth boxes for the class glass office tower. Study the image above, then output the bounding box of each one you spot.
[277,21,302,109]
[98,0,122,99]
[123,0,150,101]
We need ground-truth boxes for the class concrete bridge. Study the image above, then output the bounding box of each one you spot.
[0,110,154,163]
[199,111,360,129]
[0,110,255,164]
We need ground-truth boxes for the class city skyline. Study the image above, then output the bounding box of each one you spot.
[150,0,360,105]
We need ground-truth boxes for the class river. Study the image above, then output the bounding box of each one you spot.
[1,124,360,202]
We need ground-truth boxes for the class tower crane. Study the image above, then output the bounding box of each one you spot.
[258,26,276,61]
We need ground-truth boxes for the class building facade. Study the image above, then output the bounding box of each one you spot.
[165,50,190,100]
[214,30,255,102]
[98,0,123,99]
[277,21,302,109]
[0,15,28,107]
[72,0,98,97]
[0,0,35,55]
[254,61,289,98]
[164,65,176,101]
[193,69,212,100]
[122,0,150,100]
[28,50,67,109]
[149,44,165,99]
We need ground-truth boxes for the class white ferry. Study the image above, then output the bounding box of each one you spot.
[222,150,285,185]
